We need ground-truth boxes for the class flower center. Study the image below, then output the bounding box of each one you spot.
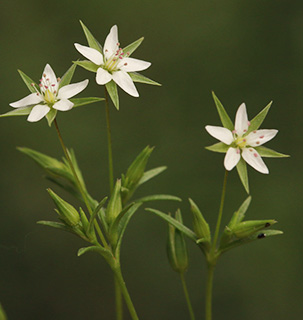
[44,89,56,104]
[104,44,130,73]
[235,137,247,149]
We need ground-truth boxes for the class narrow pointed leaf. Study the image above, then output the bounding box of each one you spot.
[59,64,77,89]
[247,101,272,134]
[138,166,167,185]
[129,72,161,86]
[45,108,57,127]
[78,246,113,266]
[228,196,252,228]
[0,106,32,118]
[123,37,144,56]
[205,142,229,153]
[212,92,233,130]
[146,208,197,242]
[73,60,99,72]
[236,157,249,194]
[18,69,38,93]
[254,146,289,158]
[70,97,104,108]
[105,80,119,110]
[134,194,182,203]
[89,196,108,234]
[37,220,72,232]
[80,20,103,52]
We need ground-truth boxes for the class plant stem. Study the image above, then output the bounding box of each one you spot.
[205,170,228,320]
[113,264,139,320]
[115,276,123,320]
[180,273,196,320]
[104,87,114,194]
[53,119,108,248]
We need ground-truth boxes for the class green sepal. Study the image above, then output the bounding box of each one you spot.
[79,207,89,232]
[230,219,276,238]
[189,198,211,245]
[146,208,197,242]
[37,220,72,233]
[228,196,252,229]
[45,108,57,127]
[78,246,114,267]
[17,69,38,93]
[138,166,167,185]
[129,72,161,86]
[97,207,109,234]
[0,303,7,320]
[106,180,122,225]
[205,142,229,153]
[133,194,181,203]
[246,101,272,134]
[105,81,119,110]
[123,37,144,56]
[167,210,188,273]
[79,20,103,52]
[88,196,108,238]
[212,92,234,130]
[236,157,249,194]
[254,146,290,158]
[70,97,104,108]
[59,63,77,89]
[0,106,32,118]
[47,188,80,226]
[73,60,99,73]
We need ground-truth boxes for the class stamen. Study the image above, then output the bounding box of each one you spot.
[248,121,251,126]
[243,139,246,142]
[44,86,48,89]
[243,129,247,132]
[57,77,61,82]
[253,130,257,133]
[51,84,55,87]
[253,153,258,157]
[43,73,46,77]
[232,130,237,134]
[31,83,35,87]
[124,63,128,66]
[260,135,264,139]
[249,149,253,152]
[256,141,260,145]
[236,149,240,154]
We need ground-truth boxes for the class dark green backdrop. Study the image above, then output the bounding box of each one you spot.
[0,0,302,319]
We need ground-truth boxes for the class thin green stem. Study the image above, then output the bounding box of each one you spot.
[53,119,108,248]
[180,273,196,320]
[104,87,114,194]
[113,264,139,320]
[115,276,123,320]
[205,264,215,320]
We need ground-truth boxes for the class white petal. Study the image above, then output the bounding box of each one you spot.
[74,43,103,65]
[224,147,241,171]
[205,126,234,145]
[43,64,57,86]
[119,57,151,72]
[104,25,119,59]
[96,68,112,85]
[235,103,249,136]
[27,104,50,122]
[242,148,269,174]
[57,79,89,99]
[9,93,43,108]
[112,71,139,97]
[53,99,74,111]
[245,129,278,147]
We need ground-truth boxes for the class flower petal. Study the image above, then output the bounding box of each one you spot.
[43,64,58,87]
[235,103,249,136]
[27,104,50,122]
[112,71,139,97]
[205,126,234,145]
[96,68,112,85]
[119,57,151,72]
[57,79,89,99]
[74,43,104,65]
[224,147,241,171]
[242,148,269,174]
[245,129,278,147]
[53,99,74,111]
[104,25,119,59]
[9,93,42,108]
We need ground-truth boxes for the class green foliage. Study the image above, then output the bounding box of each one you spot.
[59,63,77,89]
[123,37,144,56]
[73,60,99,73]
[212,92,234,130]
[0,106,32,118]
[70,97,104,108]
[17,69,38,93]
[255,146,290,158]
[246,101,272,134]
[205,142,229,153]
[0,303,7,320]
[79,20,103,52]
[129,72,161,86]
[105,81,119,110]
[236,157,249,194]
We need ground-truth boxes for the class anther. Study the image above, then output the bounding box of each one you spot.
[243,129,247,132]
[232,130,237,134]
[253,130,257,133]
[124,63,128,66]
[236,149,240,154]
[260,135,264,139]
[253,153,258,157]
[44,86,48,89]
[31,83,35,87]
[243,139,246,142]
[43,73,46,77]
[57,77,61,82]
[248,121,251,126]
[256,141,260,145]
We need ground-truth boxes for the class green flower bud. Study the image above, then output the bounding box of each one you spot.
[167,210,188,273]
[106,179,122,225]
[229,219,276,238]
[189,198,211,243]
[47,188,80,226]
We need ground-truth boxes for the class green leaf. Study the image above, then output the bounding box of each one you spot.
[229,196,252,227]
[236,158,249,194]
[212,92,234,130]
[45,108,57,127]
[88,197,108,235]
[123,37,144,56]
[79,20,103,52]
[129,72,161,86]
[205,142,229,153]
[146,208,197,242]
[134,194,182,203]
[105,81,119,110]
[247,101,272,134]
[59,64,77,89]
[37,220,72,232]
[0,303,8,320]
[254,146,290,158]
[70,97,104,108]
[0,106,32,118]
[138,166,167,185]
[18,69,38,93]
[78,246,114,266]
[73,60,99,73]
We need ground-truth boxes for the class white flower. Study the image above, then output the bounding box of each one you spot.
[9,64,89,122]
[74,25,151,97]
[205,103,278,174]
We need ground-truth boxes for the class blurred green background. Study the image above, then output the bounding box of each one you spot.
[0,0,302,319]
